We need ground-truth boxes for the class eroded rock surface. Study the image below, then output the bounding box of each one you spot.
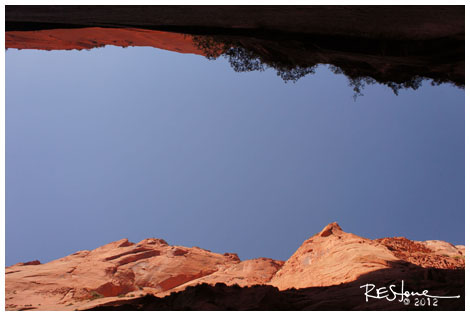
[5,223,464,311]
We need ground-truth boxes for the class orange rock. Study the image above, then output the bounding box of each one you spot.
[269,223,399,290]
[5,27,215,56]
[269,223,465,290]
[5,224,464,311]
[5,237,239,310]
[164,257,284,296]
[455,245,465,256]
[376,237,465,269]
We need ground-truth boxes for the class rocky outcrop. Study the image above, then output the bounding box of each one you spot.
[269,223,464,291]
[5,237,240,310]
[269,222,398,289]
[5,223,464,311]
[5,6,464,91]
[376,237,464,269]
[5,27,207,55]
[165,257,284,295]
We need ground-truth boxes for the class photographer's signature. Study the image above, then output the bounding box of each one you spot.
[360,280,460,307]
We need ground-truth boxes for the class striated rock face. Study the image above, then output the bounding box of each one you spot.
[5,237,240,310]
[165,257,284,295]
[270,223,464,291]
[269,222,398,289]
[5,223,464,311]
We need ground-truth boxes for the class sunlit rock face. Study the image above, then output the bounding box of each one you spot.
[5,27,209,56]
[270,222,399,289]
[5,237,239,310]
[6,222,464,311]
[269,222,465,290]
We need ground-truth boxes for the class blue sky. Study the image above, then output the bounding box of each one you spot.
[5,46,464,266]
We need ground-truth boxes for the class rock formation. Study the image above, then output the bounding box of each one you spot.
[269,222,464,290]
[6,27,207,55]
[5,223,464,311]
[6,6,464,92]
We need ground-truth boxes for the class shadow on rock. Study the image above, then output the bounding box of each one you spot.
[88,261,464,311]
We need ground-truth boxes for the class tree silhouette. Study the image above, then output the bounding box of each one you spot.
[192,35,461,98]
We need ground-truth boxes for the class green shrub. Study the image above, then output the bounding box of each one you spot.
[89,291,104,300]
